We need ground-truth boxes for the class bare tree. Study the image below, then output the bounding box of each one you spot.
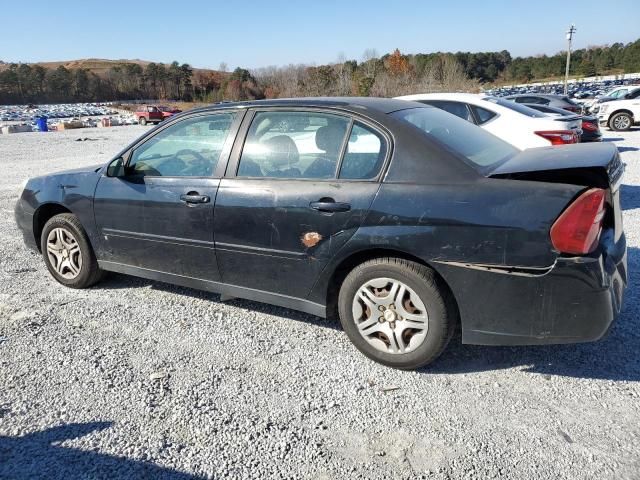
[333,52,352,96]
[362,48,379,78]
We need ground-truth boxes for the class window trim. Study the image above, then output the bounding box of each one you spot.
[121,110,245,179]
[225,106,392,183]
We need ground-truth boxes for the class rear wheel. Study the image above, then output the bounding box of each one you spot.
[138,116,147,126]
[609,112,632,131]
[338,257,455,369]
[41,213,103,288]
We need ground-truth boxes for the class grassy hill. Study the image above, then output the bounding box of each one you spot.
[0,58,221,76]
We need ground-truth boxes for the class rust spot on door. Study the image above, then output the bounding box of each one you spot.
[301,232,323,248]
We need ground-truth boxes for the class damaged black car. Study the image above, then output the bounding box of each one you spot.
[15,98,627,369]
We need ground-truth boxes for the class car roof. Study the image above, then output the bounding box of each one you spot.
[523,103,571,115]
[188,97,428,115]
[395,93,485,103]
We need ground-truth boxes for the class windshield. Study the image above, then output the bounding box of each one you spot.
[391,107,518,171]
[482,97,547,118]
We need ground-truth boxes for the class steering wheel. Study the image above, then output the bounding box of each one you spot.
[175,149,207,163]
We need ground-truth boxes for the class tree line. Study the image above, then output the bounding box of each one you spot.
[1,38,639,105]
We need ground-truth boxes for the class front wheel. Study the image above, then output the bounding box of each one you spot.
[41,213,103,288]
[338,258,455,370]
[138,116,147,125]
[609,112,632,131]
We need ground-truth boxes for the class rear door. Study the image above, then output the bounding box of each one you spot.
[94,111,242,280]
[213,109,389,298]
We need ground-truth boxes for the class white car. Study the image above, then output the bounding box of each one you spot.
[395,93,581,150]
[597,97,640,131]
[587,86,640,113]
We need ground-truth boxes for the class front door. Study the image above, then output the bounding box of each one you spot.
[94,111,241,281]
[213,110,389,298]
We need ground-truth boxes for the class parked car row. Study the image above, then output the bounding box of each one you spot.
[0,103,119,123]
[16,95,627,369]
[486,76,640,100]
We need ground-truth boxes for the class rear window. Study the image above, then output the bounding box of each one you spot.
[392,107,518,171]
[483,97,547,118]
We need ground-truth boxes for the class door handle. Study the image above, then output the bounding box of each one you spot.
[180,193,210,204]
[309,200,351,213]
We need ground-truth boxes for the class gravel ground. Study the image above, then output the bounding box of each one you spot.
[1,125,639,480]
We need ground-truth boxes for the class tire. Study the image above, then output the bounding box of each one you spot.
[138,116,147,126]
[609,112,632,131]
[40,213,103,289]
[338,258,455,370]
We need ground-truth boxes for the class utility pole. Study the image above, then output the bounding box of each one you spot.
[564,24,576,95]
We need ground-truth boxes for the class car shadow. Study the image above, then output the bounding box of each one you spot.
[0,422,206,479]
[93,273,341,331]
[621,184,640,210]
[602,137,625,142]
[426,246,639,382]
[618,146,640,153]
[92,246,638,382]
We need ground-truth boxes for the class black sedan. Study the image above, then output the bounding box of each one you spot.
[15,98,627,369]
[523,103,603,142]
[504,93,582,113]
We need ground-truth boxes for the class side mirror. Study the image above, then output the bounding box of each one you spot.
[106,157,126,177]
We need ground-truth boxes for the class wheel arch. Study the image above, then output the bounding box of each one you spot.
[324,247,460,324]
[608,109,634,125]
[33,203,72,252]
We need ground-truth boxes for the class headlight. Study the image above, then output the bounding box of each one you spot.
[17,178,29,199]
[600,105,608,114]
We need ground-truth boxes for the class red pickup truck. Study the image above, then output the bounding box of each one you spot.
[135,105,182,125]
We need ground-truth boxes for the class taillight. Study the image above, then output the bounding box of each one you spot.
[563,106,578,112]
[535,130,578,145]
[582,121,598,132]
[550,188,606,255]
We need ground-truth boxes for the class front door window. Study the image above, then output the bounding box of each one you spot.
[128,114,236,177]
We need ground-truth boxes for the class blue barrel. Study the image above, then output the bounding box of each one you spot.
[36,116,48,132]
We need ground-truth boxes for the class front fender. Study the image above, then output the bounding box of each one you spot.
[21,171,101,252]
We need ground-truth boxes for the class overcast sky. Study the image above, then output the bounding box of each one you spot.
[2,0,638,69]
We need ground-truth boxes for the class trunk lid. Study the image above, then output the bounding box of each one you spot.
[488,142,623,190]
[488,142,625,241]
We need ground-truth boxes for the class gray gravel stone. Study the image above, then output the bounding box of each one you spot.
[0,126,639,479]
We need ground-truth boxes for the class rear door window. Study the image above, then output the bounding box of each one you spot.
[237,111,350,179]
[339,122,387,179]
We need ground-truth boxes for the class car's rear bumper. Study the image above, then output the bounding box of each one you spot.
[15,199,38,252]
[581,131,603,142]
[436,230,627,346]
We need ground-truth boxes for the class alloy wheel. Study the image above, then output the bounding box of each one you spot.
[613,115,631,130]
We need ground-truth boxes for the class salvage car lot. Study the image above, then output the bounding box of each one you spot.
[1,126,639,478]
